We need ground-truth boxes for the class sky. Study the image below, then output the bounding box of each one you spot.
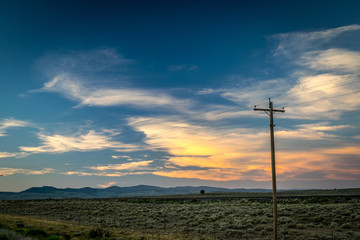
[0,0,360,191]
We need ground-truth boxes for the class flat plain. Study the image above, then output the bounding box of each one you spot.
[0,189,359,240]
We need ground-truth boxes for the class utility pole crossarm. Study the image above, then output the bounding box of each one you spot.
[253,107,270,111]
[253,107,285,113]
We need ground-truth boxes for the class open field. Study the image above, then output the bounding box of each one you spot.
[0,190,359,239]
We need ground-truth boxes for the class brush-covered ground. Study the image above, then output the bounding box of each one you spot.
[0,190,359,240]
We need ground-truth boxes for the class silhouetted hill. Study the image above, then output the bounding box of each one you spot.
[22,186,58,194]
[0,185,271,200]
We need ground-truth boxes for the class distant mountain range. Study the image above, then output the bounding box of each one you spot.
[0,185,271,200]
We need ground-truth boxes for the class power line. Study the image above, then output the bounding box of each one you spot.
[253,83,360,110]
[272,76,360,99]
[284,89,360,108]
[133,116,262,140]
[275,78,360,100]
[136,88,360,139]
[251,76,360,107]
[130,83,360,141]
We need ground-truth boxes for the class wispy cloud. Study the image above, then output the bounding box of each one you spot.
[301,48,360,72]
[42,73,188,109]
[277,122,350,140]
[34,49,191,110]
[89,160,153,171]
[62,170,149,177]
[271,24,360,56]
[0,152,28,158]
[37,48,132,75]
[98,181,118,188]
[202,78,289,108]
[19,130,142,154]
[0,152,18,158]
[0,167,55,176]
[0,118,32,137]
[111,155,132,159]
[168,64,199,72]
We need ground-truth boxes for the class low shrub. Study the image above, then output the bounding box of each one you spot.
[89,227,110,239]
[14,229,24,235]
[15,222,24,228]
[61,234,71,240]
[340,223,352,229]
[330,222,338,229]
[0,233,9,240]
[287,222,297,229]
[46,235,60,240]
[354,233,360,240]
[26,228,48,238]
[296,223,305,229]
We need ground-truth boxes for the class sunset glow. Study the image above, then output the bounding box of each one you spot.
[0,1,359,191]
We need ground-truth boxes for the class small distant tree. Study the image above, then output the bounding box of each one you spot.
[200,189,205,195]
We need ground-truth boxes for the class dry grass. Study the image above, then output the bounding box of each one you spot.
[0,213,207,240]
[0,195,359,240]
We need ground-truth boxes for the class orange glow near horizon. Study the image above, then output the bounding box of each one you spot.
[128,117,360,182]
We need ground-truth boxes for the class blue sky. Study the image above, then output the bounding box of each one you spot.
[1,0,360,191]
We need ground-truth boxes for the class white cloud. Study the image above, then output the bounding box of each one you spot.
[277,122,350,140]
[111,155,132,159]
[0,167,55,176]
[62,171,95,176]
[0,152,18,158]
[62,171,150,177]
[19,130,143,154]
[301,48,360,72]
[272,24,360,56]
[89,161,153,171]
[201,108,258,121]
[35,49,191,110]
[0,152,28,158]
[37,73,189,110]
[0,118,31,136]
[282,73,360,119]
[198,78,289,109]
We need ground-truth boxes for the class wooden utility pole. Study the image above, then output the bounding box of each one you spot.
[254,98,285,240]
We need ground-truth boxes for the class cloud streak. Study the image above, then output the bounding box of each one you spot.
[37,48,132,75]
[89,160,153,171]
[301,48,360,72]
[271,24,360,56]
[34,49,191,110]
[0,118,32,137]
[19,130,143,154]
[41,73,187,109]
[0,167,55,176]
